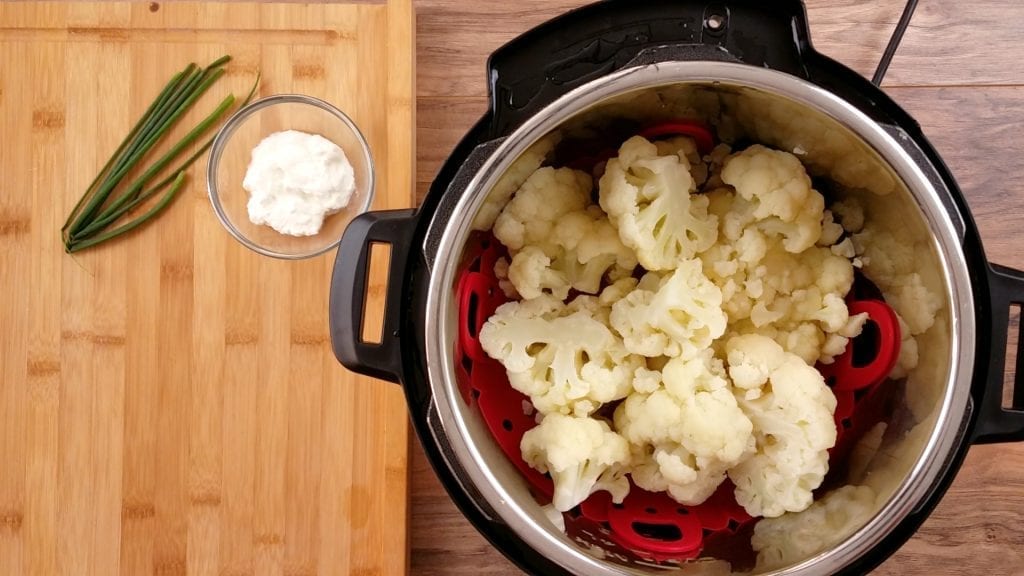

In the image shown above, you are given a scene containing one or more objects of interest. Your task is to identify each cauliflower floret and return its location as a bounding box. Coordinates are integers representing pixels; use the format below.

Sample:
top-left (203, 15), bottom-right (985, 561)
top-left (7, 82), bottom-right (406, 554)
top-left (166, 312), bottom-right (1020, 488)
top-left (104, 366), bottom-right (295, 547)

top-left (720, 145), bottom-right (826, 253)
top-left (751, 485), bottom-right (877, 571)
top-left (819, 210), bottom-right (845, 247)
top-left (598, 276), bottom-right (639, 307)
top-left (721, 321), bottom-right (828, 368)
top-left (632, 366), bottom-right (662, 394)
top-left (495, 169), bottom-right (636, 300)
top-left (654, 136), bottom-right (707, 185)
top-left (549, 206), bottom-right (639, 293)
top-left (507, 246), bottom-right (568, 301)
top-left (479, 294), bottom-right (643, 417)
top-left (521, 413), bottom-right (631, 512)
top-left (819, 311), bottom-right (869, 364)
top-left (615, 351), bottom-right (754, 505)
top-left (722, 332), bottom-right (786, 391)
top-left (849, 211), bottom-right (943, 402)
top-left (609, 258), bottom-right (727, 358)
top-left (831, 197), bottom-right (865, 233)
top-left (493, 256), bottom-right (518, 299)
top-left (599, 136), bottom-right (718, 270)
top-left (830, 237), bottom-right (856, 259)
top-left (886, 272), bottom-right (942, 336)
top-left (704, 143), bottom-right (733, 189)
top-left (725, 335), bottom-right (838, 518)
top-left (472, 133), bottom-right (559, 231)
top-left (852, 227), bottom-right (942, 336)
top-left (701, 192), bottom-right (856, 364)
top-left (889, 313), bottom-right (919, 380)
top-left (493, 166), bottom-right (591, 253)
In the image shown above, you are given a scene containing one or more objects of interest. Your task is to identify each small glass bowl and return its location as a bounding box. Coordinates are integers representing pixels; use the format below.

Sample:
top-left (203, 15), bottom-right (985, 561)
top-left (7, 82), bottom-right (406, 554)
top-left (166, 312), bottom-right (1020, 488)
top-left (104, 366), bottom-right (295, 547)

top-left (207, 94), bottom-right (375, 259)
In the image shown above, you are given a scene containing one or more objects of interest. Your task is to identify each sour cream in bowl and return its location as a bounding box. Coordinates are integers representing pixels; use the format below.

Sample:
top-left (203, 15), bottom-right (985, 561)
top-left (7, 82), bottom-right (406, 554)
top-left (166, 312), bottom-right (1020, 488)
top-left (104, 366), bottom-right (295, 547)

top-left (207, 94), bottom-right (374, 259)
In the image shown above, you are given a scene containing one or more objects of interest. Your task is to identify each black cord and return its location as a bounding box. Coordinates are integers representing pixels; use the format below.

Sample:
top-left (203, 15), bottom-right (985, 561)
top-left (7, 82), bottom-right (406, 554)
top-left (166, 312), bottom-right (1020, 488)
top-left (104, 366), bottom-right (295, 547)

top-left (872, 0), bottom-right (920, 86)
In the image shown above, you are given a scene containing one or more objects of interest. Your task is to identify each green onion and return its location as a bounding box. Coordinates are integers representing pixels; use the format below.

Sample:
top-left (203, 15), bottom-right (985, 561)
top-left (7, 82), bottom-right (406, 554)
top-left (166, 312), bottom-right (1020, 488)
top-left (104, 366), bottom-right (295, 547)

top-left (77, 72), bottom-right (263, 240)
top-left (74, 94), bottom-right (236, 239)
top-left (65, 65), bottom-right (201, 237)
top-left (62, 55), bottom-right (261, 253)
top-left (67, 172), bottom-right (187, 253)
top-left (60, 67), bottom-right (188, 235)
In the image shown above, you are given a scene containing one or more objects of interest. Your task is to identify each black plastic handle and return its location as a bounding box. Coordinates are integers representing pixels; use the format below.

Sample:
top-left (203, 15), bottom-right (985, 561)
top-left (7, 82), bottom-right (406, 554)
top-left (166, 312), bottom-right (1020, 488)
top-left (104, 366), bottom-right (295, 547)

top-left (973, 263), bottom-right (1024, 444)
top-left (486, 0), bottom-right (812, 137)
top-left (330, 209), bottom-right (417, 384)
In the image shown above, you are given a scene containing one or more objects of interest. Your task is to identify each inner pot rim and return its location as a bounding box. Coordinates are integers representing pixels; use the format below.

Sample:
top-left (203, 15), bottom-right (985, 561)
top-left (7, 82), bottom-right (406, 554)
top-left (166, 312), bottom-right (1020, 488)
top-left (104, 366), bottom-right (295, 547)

top-left (422, 59), bottom-right (976, 576)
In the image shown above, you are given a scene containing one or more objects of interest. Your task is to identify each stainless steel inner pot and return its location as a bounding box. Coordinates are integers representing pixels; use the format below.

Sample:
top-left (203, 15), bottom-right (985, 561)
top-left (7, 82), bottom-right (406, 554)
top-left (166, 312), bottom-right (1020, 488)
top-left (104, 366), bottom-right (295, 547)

top-left (421, 60), bottom-right (976, 575)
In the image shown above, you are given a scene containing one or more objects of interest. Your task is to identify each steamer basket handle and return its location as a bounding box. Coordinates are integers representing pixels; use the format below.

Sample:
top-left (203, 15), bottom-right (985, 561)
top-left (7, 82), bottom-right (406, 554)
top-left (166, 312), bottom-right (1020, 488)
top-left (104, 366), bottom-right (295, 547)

top-left (330, 209), bottom-right (417, 384)
top-left (972, 263), bottom-right (1024, 444)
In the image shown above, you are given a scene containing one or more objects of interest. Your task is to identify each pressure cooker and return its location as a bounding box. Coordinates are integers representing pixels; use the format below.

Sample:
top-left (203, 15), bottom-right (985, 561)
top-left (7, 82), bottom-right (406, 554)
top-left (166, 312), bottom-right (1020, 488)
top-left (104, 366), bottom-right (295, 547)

top-left (329, 0), bottom-right (1024, 574)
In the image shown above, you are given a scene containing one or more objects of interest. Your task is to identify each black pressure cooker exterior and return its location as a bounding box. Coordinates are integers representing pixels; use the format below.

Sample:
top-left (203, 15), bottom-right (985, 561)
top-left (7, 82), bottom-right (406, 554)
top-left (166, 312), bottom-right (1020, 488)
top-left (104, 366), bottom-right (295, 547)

top-left (329, 1), bottom-right (1024, 574)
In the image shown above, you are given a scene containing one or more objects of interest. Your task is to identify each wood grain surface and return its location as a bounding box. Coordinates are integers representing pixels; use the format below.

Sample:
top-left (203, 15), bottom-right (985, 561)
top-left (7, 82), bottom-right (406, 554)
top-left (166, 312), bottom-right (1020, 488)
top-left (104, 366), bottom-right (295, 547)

top-left (410, 1), bottom-right (1024, 575)
top-left (0, 2), bottom-right (414, 575)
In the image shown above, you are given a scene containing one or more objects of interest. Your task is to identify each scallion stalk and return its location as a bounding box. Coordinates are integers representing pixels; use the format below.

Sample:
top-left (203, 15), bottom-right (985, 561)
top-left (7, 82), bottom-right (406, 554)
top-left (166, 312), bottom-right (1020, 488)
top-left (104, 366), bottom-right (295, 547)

top-left (62, 56), bottom-right (261, 253)
top-left (67, 172), bottom-right (187, 253)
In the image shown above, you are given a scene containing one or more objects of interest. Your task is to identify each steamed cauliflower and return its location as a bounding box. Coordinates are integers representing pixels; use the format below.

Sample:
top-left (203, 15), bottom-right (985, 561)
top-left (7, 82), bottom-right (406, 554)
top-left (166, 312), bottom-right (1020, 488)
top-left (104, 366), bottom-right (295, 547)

top-left (847, 198), bottom-right (942, 384)
top-left (479, 294), bottom-right (643, 417)
top-left (751, 485), bottom-right (877, 570)
top-left (496, 168), bottom-right (636, 299)
top-left (725, 335), bottom-right (838, 518)
top-left (599, 136), bottom-right (718, 270)
top-left (851, 226), bottom-right (942, 337)
top-left (609, 259), bottom-right (727, 359)
top-left (615, 351), bottom-right (754, 504)
top-left (493, 256), bottom-right (518, 299)
top-left (889, 313), bottom-right (919, 380)
top-left (720, 145), bottom-right (825, 253)
top-left (521, 413), bottom-right (632, 512)
top-left (493, 166), bottom-right (591, 254)
top-left (550, 206), bottom-right (639, 294)
top-left (507, 246), bottom-right (568, 301)
top-left (704, 143), bottom-right (733, 189)
top-left (477, 132), bottom-right (899, 522)
top-left (701, 185), bottom-right (860, 365)
top-left (472, 133), bottom-right (559, 231)
top-left (831, 198), bottom-right (865, 233)
top-left (654, 135), bottom-right (708, 185)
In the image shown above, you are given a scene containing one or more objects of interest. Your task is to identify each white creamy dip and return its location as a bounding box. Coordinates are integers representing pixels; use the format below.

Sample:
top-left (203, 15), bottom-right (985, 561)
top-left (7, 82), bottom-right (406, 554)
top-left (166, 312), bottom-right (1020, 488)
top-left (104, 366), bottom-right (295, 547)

top-left (242, 130), bottom-right (355, 236)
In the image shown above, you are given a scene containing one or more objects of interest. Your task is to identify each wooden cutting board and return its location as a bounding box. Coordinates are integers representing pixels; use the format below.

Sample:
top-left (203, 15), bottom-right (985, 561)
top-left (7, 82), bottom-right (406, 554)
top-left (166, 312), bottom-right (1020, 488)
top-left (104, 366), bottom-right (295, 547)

top-left (0, 2), bottom-right (413, 575)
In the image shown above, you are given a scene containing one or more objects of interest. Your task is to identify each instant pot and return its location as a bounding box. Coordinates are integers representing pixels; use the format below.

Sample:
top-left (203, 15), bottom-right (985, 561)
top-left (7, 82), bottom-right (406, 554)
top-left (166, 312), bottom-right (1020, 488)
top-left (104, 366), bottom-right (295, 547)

top-left (329, 1), bottom-right (1024, 574)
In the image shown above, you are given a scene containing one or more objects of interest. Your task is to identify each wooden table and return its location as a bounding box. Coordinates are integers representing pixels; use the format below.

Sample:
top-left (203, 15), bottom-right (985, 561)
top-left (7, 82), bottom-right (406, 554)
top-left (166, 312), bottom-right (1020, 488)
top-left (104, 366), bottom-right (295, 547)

top-left (410, 1), bottom-right (1024, 574)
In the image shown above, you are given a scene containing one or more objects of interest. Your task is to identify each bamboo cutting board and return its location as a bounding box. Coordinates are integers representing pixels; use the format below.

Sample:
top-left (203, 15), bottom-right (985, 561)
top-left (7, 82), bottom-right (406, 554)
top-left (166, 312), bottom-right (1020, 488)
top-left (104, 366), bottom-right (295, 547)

top-left (0, 2), bottom-right (413, 575)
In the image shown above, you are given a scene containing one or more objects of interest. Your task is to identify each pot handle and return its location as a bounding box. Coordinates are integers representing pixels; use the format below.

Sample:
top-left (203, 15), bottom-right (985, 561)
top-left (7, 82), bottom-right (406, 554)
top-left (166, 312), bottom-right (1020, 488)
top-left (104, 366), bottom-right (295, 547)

top-left (330, 209), bottom-right (417, 384)
top-left (485, 0), bottom-right (811, 136)
top-left (973, 263), bottom-right (1024, 444)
